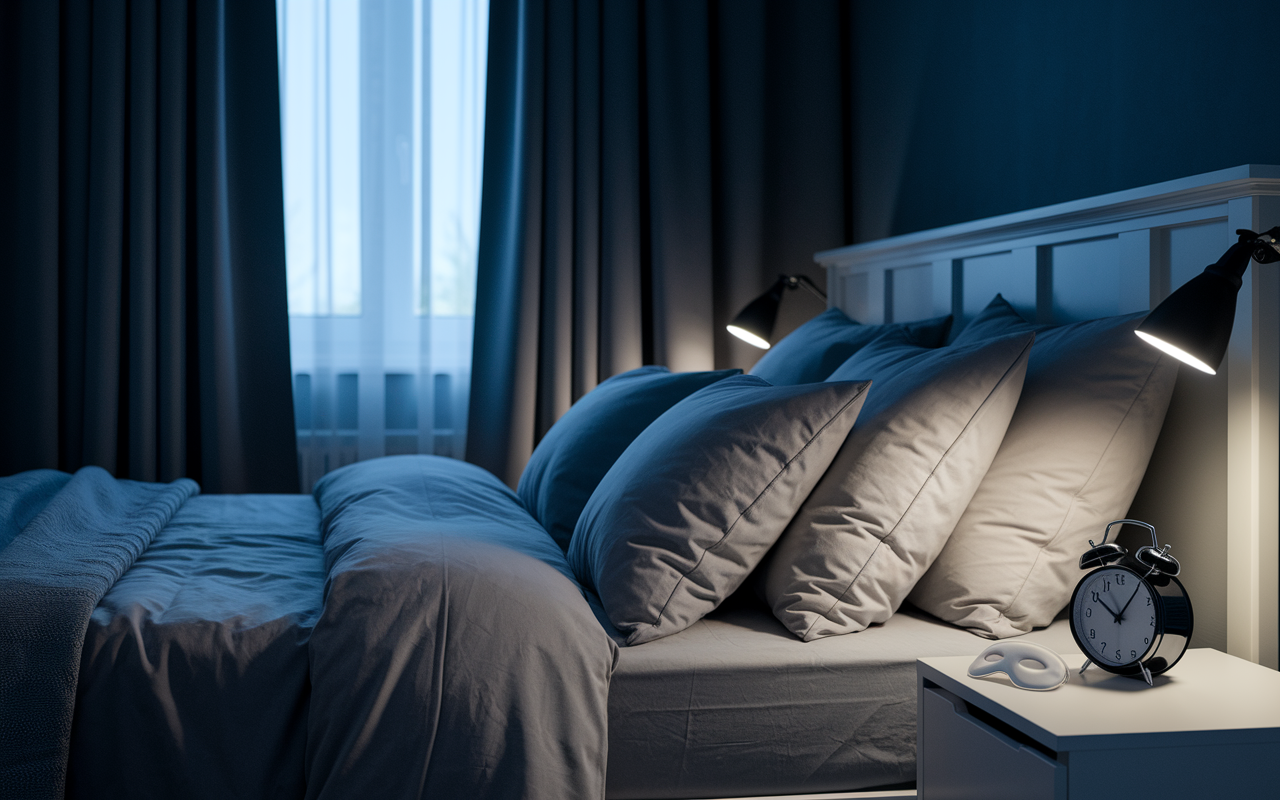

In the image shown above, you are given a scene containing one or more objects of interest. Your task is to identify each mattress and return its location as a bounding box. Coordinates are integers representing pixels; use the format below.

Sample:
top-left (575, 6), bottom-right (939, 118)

top-left (606, 593), bottom-right (1081, 799)
top-left (67, 494), bottom-right (323, 800)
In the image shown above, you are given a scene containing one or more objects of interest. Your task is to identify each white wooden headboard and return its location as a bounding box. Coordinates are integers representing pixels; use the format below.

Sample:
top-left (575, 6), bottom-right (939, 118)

top-left (817, 164), bottom-right (1280, 668)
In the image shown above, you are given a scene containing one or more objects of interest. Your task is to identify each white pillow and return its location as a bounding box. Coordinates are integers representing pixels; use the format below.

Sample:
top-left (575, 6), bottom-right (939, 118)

top-left (908, 295), bottom-right (1178, 638)
top-left (761, 328), bottom-right (1033, 641)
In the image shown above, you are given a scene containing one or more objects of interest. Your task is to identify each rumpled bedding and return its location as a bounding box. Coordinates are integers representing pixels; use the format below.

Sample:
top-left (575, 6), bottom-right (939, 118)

top-left (306, 456), bottom-right (618, 800)
top-left (0, 468), bottom-right (197, 800)
top-left (0, 458), bottom-right (617, 800)
top-left (67, 494), bottom-right (323, 800)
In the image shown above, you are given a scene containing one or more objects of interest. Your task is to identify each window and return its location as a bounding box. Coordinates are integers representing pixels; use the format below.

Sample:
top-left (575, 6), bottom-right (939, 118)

top-left (277, 0), bottom-right (488, 490)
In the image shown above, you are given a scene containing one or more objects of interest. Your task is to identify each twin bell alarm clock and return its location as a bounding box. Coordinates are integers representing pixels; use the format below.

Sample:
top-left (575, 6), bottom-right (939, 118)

top-left (1069, 519), bottom-right (1194, 685)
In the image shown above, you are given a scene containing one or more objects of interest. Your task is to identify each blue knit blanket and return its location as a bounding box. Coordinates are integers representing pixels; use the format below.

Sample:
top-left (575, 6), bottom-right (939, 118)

top-left (0, 467), bottom-right (197, 800)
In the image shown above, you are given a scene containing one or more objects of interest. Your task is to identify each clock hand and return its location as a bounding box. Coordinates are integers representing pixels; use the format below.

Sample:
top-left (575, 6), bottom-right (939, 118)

top-left (1115, 585), bottom-right (1142, 622)
top-left (1096, 595), bottom-right (1122, 623)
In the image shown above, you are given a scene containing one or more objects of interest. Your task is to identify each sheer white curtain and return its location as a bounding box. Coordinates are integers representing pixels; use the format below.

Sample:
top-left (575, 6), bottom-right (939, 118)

top-left (277, 0), bottom-right (488, 490)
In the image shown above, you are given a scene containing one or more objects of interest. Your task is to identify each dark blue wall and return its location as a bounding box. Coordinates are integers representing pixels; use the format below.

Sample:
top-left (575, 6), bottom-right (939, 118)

top-left (851, 0), bottom-right (1280, 242)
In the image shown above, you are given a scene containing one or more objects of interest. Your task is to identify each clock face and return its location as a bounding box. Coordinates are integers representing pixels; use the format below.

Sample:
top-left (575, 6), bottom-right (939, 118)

top-left (1073, 567), bottom-right (1158, 668)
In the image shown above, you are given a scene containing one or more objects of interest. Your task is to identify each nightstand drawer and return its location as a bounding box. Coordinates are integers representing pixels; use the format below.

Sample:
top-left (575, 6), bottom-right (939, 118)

top-left (919, 683), bottom-right (1065, 800)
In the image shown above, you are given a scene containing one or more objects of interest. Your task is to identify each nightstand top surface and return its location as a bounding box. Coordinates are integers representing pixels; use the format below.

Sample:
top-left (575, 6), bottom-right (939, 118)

top-left (918, 648), bottom-right (1280, 751)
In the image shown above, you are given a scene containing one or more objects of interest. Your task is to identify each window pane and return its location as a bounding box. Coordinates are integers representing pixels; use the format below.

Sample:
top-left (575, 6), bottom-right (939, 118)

top-left (280, 0), bottom-right (486, 491)
top-left (279, 0), bottom-right (362, 317)
top-left (423, 0), bottom-right (487, 317)
top-left (329, 0), bottom-right (362, 315)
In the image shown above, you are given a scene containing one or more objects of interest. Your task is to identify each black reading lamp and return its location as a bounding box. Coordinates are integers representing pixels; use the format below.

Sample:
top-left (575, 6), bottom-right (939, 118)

top-left (726, 274), bottom-right (827, 350)
top-left (1135, 227), bottom-right (1280, 374)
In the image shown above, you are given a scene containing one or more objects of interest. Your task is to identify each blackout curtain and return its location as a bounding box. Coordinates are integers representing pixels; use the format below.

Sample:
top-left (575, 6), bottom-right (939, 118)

top-left (0, 0), bottom-right (298, 493)
top-left (469, 0), bottom-right (853, 487)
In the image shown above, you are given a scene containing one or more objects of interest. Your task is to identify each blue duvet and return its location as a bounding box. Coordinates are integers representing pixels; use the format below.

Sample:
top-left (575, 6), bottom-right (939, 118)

top-left (0, 457), bottom-right (616, 800)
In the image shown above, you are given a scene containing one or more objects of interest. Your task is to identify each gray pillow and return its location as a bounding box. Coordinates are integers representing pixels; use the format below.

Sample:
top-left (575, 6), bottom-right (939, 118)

top-left (518, 366), bottom-right (740, 551)
top-left (569, 375), bottom-right (871, 646)
top-left (749, 307), bottom-right (952, 385)
top-left (762, 328), bottom-right (1033, 641)
top-left (908, 295), bottom-right (1178, 638)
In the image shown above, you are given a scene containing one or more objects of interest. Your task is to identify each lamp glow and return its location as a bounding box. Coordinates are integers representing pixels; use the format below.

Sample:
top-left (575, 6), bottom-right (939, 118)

top-left (727, 325), bottom-right (772, 349)
top-left (726, 274), bottom-right (827, 350)
top-left (1134, 331), bottom-right (1216, 375)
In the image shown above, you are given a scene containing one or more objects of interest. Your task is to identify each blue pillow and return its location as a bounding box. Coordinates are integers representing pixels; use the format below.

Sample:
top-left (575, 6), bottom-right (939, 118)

top-left (517, 366), bottom-right (740, 551)
top-left (569, 375), bottom-right (871, 645)
top-left (749, 307), bottom-right (952, 385)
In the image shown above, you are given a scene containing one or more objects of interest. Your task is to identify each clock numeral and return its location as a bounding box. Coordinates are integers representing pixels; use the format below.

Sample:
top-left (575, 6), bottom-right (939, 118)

top-left (1146, 596), bottom-right (1151, 606)
top-left (1091, 590), bottom-right (1099, 603)
top-left (1085, 607), bottom-right (1092, 618)
top-left (1100, 642), bottom-right (1106, 652)
top-left (1144, 637), bottom-right (1149, 645)
top-left (1131, 650), bottom-right (1137, 659)
top-left (1115, 649), bottom-right (1122, 660)
top-left (1089, 628), bottom-right (1095, 639)
top-left (1117, 574), bottom-right (1125, 585)
top-left (1150, 616), bottom-right (1155, 626)
top-left (1104, 579), bottom-right (1112, 591)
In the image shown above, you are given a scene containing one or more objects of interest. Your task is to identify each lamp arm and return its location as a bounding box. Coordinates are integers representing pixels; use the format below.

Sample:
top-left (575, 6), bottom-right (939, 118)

top-left (784, 274), bottom-right (828, 302)
top-left (1206, 240), bottom-right (1258, 288)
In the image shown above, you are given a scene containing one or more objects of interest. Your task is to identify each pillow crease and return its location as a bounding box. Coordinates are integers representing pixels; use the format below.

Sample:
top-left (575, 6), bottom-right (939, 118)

top-left (571, 376), bottom-right (872, 646)
top-left (814, 356), bottom-right (1030, 638)
top-left (763, 328), bottom-right (1034, 642)
top-left (649, 387), bottom-right (874, 636)
top-left (907, 294), bottom-right (1178, 639)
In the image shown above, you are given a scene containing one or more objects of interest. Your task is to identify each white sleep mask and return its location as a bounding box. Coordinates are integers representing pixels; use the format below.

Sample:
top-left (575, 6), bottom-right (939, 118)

top-left (967, 642), bottom-right (1068, 691)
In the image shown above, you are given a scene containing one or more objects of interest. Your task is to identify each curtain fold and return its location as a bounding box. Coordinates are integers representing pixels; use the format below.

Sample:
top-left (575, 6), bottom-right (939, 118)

top-left (468, 0), bottom-right (852, 487)
top-left (0, 0), bottom-right (298, 493)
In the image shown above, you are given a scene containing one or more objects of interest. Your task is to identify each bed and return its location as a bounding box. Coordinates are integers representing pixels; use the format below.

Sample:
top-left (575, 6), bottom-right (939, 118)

top-left (2, 166), bottom-right (1276, 800)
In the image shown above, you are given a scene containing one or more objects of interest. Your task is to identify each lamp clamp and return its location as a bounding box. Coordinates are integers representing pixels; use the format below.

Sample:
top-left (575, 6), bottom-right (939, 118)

top-left (779, 274), bottom-right (828, 303)
top-left (1237, 227), bottom-right (1280, 264)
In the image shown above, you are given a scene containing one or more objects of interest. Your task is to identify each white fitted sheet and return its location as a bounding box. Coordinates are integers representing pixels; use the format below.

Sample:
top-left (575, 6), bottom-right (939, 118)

top-left (606, 595), bottom-right (1079, 799)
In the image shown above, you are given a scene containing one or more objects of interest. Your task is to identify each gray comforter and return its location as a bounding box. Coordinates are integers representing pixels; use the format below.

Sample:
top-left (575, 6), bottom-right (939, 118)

top-left (0, 457), bottom-right (618, 800)
top-left (306, 456), bottom-right (618, 800)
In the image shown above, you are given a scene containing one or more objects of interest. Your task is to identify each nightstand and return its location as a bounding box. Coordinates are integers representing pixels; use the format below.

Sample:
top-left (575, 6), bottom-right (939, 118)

top-left (916, 648), bottom-right (1280, 799)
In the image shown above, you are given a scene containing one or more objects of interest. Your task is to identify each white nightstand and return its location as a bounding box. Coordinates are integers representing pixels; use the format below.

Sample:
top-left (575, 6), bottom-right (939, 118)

top-left (916, 648), bottom-right (1280, 799)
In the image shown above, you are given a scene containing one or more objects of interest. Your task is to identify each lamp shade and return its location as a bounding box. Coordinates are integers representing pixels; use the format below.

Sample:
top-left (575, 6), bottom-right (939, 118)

top-left (1135, 267), bottom-right (1241, 375)
top-left (727, 277), bottom-right (787, 349)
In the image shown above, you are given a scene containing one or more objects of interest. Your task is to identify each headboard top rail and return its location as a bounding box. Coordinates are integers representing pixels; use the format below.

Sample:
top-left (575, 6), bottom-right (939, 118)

top-left (818, 164), bottom-right (1280, 268)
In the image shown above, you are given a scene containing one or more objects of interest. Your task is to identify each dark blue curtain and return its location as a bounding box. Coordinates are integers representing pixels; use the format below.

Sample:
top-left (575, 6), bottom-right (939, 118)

top-left (469, 0), bottom-right (853, 487)
top-left (0, 0), bottom-right (298, 493)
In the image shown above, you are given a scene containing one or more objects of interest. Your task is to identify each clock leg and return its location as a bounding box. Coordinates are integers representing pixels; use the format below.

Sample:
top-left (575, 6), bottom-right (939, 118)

top-left (1079, 659), bottom-right (1092, 674)
top-left (1140, 663), bottom-right (1153, 686)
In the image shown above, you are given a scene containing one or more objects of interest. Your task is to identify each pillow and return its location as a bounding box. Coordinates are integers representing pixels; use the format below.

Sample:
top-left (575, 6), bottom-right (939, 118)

top-left (569, 375), bottom-right (871, 646)
top-left (749, 307), bottom-right (953, 385)
top-left (907, 294), bottom-right (1178, 638)
top-left (761, 328), bottom-right (1034, 641)
top-left (518, 366), bottom-right (740, 551)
